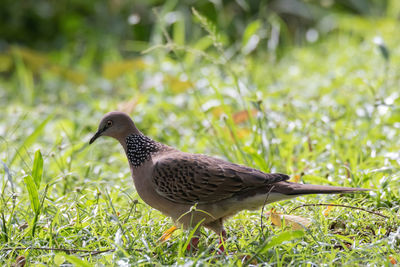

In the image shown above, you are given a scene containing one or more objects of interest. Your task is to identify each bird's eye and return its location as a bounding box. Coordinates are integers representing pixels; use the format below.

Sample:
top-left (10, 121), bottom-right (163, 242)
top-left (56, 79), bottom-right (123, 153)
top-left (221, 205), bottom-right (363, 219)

top-left (106, 120), bottom-right (113, 127)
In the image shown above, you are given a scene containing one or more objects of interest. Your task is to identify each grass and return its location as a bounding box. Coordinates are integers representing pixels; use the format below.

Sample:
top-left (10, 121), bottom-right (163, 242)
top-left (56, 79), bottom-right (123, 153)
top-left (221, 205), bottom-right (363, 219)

top-left (1, 12), bottom-right (400, 266)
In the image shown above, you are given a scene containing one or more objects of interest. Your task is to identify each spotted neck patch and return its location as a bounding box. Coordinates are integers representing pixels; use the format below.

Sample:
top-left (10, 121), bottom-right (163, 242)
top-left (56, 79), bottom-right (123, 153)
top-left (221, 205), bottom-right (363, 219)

top-left (126, 134), bottom-right (161, 167)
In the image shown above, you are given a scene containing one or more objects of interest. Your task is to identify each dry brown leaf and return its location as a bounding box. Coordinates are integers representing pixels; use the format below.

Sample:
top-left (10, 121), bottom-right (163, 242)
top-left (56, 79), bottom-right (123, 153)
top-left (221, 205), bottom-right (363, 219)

top-left (18, 223), bottom-right (28, 231)
top-left (266, 209), bottom-right (311, 230)
top-left (241, 255), bottom-right (258, 265)
top-left (12, 255), bottom-right (25, 267)
top-left (389, 256), bottom-right (397, 265)
top-left (232, 109), bottom-right (257, 124)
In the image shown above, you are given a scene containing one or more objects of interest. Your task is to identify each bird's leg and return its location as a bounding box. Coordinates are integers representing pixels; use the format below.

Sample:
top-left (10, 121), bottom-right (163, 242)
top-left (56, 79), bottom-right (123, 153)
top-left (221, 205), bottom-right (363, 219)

top-left (204, 218), bottom-right (227, 253)
top-left (217, 229), bottom-right (227, 253)
top-left (186, 236), bottom-right (200, 251)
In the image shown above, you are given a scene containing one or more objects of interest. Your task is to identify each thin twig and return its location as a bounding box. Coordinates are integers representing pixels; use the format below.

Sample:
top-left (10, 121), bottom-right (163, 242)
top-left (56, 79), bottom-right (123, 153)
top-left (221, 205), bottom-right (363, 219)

top-left (260, 185), bottom-right (275, 239)
top-left (1, 247), bottom-right (145, 256)
top-left (288, 203), bottom-right (389, 219)
top-left (1, 247), bottom-right (111, 253)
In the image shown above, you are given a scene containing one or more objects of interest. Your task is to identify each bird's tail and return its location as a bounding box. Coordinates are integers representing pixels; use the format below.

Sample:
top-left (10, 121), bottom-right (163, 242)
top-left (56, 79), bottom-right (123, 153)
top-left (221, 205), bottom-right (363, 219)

top-left (272, 181), bottom-right (370, 196)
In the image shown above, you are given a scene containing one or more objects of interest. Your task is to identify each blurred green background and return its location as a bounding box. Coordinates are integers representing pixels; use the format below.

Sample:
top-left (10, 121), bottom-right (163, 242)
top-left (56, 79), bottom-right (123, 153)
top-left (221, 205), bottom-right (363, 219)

top-left (1, 0), bottom-right (398, 104)
top-left (0, 0), bottom-right (394, 53)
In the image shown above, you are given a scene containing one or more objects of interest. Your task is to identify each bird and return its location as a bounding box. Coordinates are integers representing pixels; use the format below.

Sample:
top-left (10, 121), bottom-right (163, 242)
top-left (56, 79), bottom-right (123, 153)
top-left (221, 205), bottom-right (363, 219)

top-left (89, 111), bottom-right (369, 252)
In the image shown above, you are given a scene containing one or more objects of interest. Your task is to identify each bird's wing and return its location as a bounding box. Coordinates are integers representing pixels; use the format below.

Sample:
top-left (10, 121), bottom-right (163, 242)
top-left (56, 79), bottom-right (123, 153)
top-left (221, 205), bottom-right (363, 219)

top-left (151, 153), bottom-right (289, 204)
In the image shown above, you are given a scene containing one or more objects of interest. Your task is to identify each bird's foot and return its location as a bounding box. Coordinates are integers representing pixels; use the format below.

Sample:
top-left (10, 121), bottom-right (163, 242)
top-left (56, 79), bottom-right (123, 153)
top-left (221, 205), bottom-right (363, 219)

top-left (217, 230), bottom-right (227, 254)
top-left (186, 237), bottom-right (200, 251)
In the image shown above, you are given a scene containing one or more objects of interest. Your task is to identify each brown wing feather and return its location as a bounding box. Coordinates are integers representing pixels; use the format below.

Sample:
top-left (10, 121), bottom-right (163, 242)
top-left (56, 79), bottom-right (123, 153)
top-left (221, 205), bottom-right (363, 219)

top-left (152, 152), bottom-right (289, 204)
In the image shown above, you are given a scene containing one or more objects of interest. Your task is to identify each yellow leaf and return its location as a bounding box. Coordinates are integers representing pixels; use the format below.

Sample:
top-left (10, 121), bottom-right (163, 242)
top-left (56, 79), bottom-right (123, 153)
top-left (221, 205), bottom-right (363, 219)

top-left (266, 210), bottom-right (311, 230)
top-left (269, 210), bottom-right (283, 227)
top-left (236, 128), bottom-right (251, 139)
top-left (158, 226), bottom-right (178, 242)
top-left (102, 59), bottom-right (146, 80)
top-left (165, 76), bottom-right (193, 93)
top-left (323, 205), bottom-right (334, 216)
top-left (211, 106), bottom-right (225, 118)
top-left (10, 46), bottom-right (86, 84)
top-left (289, 174), bottom-right (301, 183)
top-left (62, 69), bottom-right (86, 84)
top-left (11, 46), bottom-right (49, 71)
top-left (49, 65), bottom-right (86, 84)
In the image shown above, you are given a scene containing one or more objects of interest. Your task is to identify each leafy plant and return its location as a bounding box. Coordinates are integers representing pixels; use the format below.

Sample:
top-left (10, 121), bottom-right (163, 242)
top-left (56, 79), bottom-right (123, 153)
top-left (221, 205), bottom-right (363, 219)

top-left (23, 150), bottom-right (48, 237)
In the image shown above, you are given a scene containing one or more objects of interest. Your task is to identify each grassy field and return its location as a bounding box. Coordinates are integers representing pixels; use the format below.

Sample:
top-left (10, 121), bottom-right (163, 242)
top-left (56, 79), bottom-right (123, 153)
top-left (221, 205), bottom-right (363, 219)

top-left (1, 14), bottom-right (400, 266)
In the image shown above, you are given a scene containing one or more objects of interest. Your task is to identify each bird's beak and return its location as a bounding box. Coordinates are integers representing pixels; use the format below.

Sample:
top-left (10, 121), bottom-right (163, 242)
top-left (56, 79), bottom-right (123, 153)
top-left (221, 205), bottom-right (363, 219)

top-left (89, 130), bottom-right (102, 144)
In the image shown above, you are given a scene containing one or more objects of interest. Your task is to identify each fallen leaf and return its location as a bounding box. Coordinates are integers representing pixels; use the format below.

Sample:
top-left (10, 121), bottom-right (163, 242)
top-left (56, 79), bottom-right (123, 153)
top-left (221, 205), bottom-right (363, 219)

top-left (159, 226), bottom-right (178, 242)
top-left (289, 174), bottom-right (301, 183)
top-left (389, 256), bottom-right (397, 265)
top-left (13, 255), bottom-right (25, 267)
top-left (18, 223), bottom-right (29, 231)
top-left (241, 254), bottom-right (258, 265)
top-left (232, 109), bottom-right (257, 124)
top-left (323, 205), bottom-right (334, 216)
top-left (266, 209), bottom-right (311, 230)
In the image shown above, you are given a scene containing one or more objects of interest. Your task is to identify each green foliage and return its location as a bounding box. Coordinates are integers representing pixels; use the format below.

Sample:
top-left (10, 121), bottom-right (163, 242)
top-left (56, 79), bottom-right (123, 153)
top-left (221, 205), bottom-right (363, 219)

top-left (32, 150), bottom-right (43, 189)
top-left (9, 114), bottom-right (53, 166)
top-left (260, 230), bottom-right (305, 253)
top-left (24, 175), bottom-right (40, 214)
top-left (22, 150), bottom-right (47, 237)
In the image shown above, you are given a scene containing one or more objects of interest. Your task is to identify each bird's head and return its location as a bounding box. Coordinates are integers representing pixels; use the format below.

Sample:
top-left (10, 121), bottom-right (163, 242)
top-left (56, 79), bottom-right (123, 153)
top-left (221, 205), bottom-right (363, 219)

top-left (89, 111), bottom-right (139, 144)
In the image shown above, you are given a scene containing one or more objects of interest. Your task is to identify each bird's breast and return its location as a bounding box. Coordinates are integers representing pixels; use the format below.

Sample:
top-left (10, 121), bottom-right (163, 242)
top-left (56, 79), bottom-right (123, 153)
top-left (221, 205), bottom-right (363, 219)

top-left (129, 161), bottom-right (189, 220)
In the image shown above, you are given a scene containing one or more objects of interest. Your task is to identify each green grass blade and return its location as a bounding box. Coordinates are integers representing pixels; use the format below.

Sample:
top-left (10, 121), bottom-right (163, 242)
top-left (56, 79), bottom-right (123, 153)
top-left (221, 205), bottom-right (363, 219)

top-left (10, 114), bottom-right (54, 166)
top-left (32, 149), bottom-right (43, 189)
top-left (260, 230), bottom-right (305, 253)
top-left (24, 175), bottom-right (40, 214)
top-left (64, 255), bottom-right (92, 267)
top-left (1, 212), bottom-right (8, 242)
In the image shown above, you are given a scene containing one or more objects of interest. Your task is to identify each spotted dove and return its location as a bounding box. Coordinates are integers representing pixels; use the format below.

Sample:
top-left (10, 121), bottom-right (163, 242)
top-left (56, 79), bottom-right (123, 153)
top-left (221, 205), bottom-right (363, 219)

top-left (89, 111), bottom-right (369, 250)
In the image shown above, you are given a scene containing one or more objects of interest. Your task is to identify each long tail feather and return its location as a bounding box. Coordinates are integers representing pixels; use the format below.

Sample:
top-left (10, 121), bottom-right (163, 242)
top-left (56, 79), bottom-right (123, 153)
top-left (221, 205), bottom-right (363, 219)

top-left (272, 181), bottom-right (370, 196)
